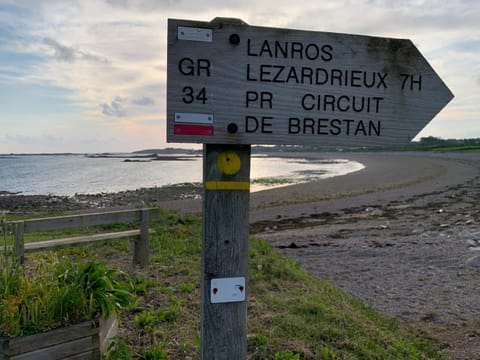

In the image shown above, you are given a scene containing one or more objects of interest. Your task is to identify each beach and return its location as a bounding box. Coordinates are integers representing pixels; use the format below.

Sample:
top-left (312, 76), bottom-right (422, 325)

top-left (2, 151), bottom-right (479, 358)
top-left (250, 152), bottom-right (480, 360)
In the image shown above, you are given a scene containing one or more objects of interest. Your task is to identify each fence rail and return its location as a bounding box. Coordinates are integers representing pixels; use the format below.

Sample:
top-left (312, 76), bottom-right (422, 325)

top-left (8, 208), bottom-right (159, 267)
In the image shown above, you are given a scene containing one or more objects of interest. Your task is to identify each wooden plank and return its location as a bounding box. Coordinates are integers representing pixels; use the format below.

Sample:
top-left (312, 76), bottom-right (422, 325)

top-left (91, 331), bottom-right (100, 360)
top-left (1, 317), bottom-right (116, 359)
top-left (1, 338), bottom-right (9, 360)
top-left (201, 144), bottom-right (250, 359)
top-left (99, 316), bottom-right (118, 354)
top-left (24, 230), bottom-right (142, 252)
top-left (10, 337), bottom-right (93, 360)
top-left (63, 352), bottom-right (93, 360)
top-left (4, 321), bottom-right (97, 356)
top-left (167, 18), bottom-right (453, 147)
top-left (17, 208), bottom-right (159, 234)
top-left (20, 209), bottom-right (142, 233)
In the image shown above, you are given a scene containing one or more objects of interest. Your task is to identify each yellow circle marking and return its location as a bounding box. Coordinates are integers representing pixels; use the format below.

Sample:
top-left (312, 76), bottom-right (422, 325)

top-left (217, 151), bottom-right (241, 175)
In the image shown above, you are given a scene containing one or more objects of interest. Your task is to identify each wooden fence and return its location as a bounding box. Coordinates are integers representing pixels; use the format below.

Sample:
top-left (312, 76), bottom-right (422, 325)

top-left (9, 208), bottom-right (159, 267)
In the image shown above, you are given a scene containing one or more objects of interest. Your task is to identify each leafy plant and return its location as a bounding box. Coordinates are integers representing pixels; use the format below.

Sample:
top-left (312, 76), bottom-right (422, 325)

top-left (143, 344), bottom-right (167, 360)
top-left (319, 347), bottom-right (338, 360)
top-left (157, 295), bottom-right (183, 323)
top-left (135, 296), bottom-right (184, 332)
top-left (135, 309), bottom-right (156, 328)
top-left (0, 253), bottom-right (134, 337)
top-left (274, 351), bottom-right (301, 360)
top-left (103, 337), bottom-right (133, 360)
top-left (55, 259), bottom-right (134, 318)
top-left (132, 275), bottom-right (156, 296)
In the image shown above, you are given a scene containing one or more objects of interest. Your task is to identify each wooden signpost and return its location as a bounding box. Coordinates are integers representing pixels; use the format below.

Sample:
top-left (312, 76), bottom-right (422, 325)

top-left (167, 17), bottom-right (453, 359)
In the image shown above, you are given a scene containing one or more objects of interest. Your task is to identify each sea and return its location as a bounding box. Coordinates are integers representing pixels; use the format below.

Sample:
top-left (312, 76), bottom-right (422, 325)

top-left (0, 152), bottom-right (364, 196)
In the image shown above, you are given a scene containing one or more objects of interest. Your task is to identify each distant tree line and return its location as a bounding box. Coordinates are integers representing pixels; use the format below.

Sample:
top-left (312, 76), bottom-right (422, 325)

top-left (251, 137), bottom-right (480, 153)
top-left (417, 136), bottom-right (480, 146)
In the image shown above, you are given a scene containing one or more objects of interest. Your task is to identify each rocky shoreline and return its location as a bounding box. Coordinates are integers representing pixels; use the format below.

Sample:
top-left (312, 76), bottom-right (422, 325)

top-left (0, 183), bottom-right (202, 215)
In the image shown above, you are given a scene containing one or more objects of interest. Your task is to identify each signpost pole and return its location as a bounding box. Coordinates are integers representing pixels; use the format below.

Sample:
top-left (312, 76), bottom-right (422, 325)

top-left (201, 144), bottom-right (251, 359)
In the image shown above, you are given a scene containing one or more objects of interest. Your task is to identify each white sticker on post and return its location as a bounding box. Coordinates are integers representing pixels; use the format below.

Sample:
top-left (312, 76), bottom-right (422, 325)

top-left (175, 113), bottom-right (213, 124)
top-left (177, 26), bottom-right (212, 42)
top-left (211, 277), bottom-right (246, 304)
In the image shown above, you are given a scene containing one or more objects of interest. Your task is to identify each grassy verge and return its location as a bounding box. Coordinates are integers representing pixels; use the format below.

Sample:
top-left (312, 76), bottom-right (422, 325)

top-left (16, 211), bottom-right (444, 359)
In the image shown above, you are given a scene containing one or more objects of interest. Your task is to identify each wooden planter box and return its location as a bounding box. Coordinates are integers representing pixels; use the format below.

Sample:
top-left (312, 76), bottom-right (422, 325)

top-left (0, 316), bottom-right (117, 360)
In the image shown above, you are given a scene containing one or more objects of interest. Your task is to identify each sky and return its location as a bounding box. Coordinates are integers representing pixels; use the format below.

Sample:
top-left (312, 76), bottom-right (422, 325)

top-left (0, 0), bottom-right (479, 153)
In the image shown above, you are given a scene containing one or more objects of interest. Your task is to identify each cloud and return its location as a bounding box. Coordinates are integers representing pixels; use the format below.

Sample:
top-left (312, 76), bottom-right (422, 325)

top-left (1, 0), bottom-right (479, 153)
top-left (135, 119), bottom-right (164, 126)
top-left (101, 96), bottom-right (126, 117)
top-left (43, 37), bottom-right (108, 64)
top-left (4, 134), bottom-right (62, 145)
top-left (43, 37), bottom-right (75, 62)
top-left (103, 0), bottom-right (243, 12)
top-left (132, 96), bottom-right (155, 106)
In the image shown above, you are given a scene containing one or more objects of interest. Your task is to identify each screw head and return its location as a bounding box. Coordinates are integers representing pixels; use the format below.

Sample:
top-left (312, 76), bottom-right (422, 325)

top-left (227, 123), bottom-right (238, 134)
top-left (229, 33), bottom-right (240, 46)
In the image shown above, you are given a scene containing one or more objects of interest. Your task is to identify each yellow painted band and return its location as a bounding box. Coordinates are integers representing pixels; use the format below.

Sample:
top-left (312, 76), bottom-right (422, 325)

top-left (205, 181), bottom-right (250, 191)
top-left (217, 151), bottom-right (242, 175)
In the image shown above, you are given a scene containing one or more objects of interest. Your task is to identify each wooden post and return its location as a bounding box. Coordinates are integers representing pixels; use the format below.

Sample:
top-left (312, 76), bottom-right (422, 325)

top-left (14, 221), bottom-right (25, 264)
top-left (201, 144), bottom-right (251, 360)
top-left (134, 208), bottom-right (150, 267)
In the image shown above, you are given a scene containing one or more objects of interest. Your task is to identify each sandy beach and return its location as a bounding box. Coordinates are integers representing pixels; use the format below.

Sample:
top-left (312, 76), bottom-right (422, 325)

top-left (2, 151), bottom-right (479, 358)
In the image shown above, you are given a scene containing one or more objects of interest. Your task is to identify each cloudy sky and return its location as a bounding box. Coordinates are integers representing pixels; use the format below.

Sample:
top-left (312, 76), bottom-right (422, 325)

top-left (0, 0), bottom-right (478, 153)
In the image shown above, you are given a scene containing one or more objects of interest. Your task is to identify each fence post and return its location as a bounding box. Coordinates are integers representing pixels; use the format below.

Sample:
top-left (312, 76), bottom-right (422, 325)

top-left (14, 221), bottom-right (25, 264)
top-left (201, 144), bottom-right (251, 359)
top-left (134, 208), bottom-right (150, 267)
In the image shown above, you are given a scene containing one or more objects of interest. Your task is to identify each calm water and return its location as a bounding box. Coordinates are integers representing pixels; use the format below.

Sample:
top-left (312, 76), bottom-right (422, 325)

top-left (0, 153), bottom-right (364, 196)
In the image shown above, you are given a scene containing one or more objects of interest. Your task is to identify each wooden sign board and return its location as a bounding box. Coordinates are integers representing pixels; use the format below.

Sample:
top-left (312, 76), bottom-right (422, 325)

top-left (167, 18), bottom-right (453, 147)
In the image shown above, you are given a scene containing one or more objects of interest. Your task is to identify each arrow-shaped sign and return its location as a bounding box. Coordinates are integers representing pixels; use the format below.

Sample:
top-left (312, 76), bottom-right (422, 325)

top-left (167, 18), bottom-right (453, 147)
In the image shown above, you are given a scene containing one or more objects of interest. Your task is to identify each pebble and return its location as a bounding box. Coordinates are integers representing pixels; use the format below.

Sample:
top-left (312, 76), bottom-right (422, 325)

top-left (466, 256), bottom-right (480, 267)
top-left (466, 240), bottom-right (478, 247)
top-left (412, 224), bottom-right (425, 234)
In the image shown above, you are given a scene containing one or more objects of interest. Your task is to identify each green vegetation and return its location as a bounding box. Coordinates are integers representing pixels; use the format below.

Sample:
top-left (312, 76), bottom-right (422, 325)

top-left (104, 337), bottom-right (134, 360)
top-left (251, 136), bottom-right (480, 153)
top-left (2, 211), bottom-right (445, 359)
top-left (0, 216), bottom-right (134, 337)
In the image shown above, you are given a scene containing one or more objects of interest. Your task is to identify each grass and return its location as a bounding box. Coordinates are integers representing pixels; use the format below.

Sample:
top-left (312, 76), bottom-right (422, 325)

top-left (4, 210), bottom-right (446, 359)
top-left (0, 215), bottom-right (134, 338)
